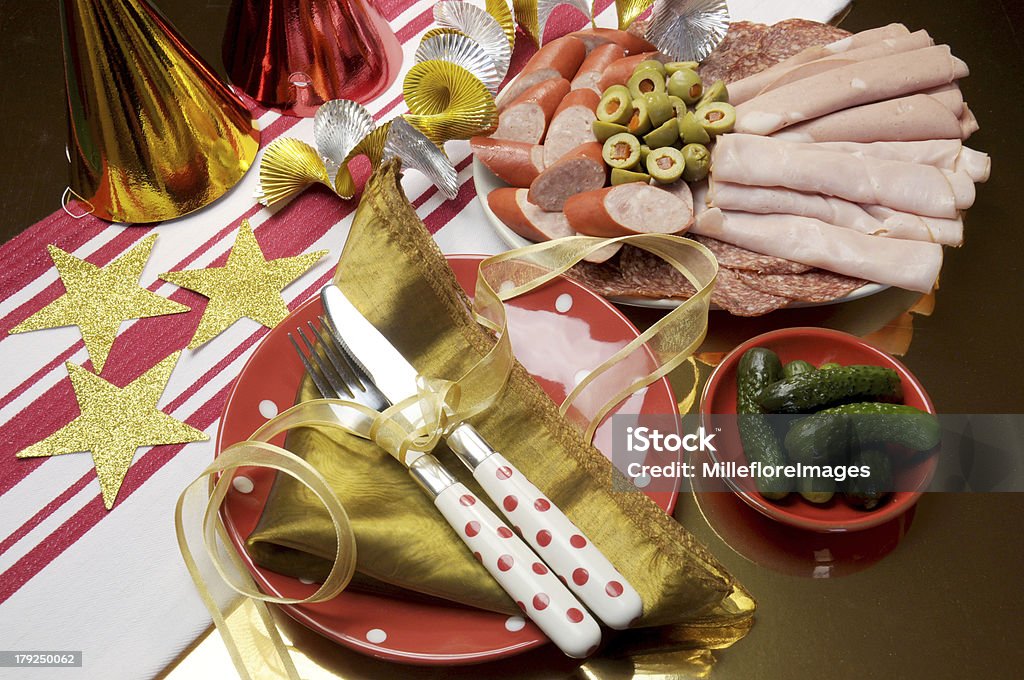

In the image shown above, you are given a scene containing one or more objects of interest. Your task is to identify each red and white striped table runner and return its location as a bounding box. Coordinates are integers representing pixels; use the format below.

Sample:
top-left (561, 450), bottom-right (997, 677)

top-left (0, 2), bottom-right (843, 677)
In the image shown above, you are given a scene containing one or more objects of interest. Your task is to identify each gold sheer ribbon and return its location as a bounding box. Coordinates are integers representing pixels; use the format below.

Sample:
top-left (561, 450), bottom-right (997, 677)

top-left (176, 224), bottom-right (717, 679)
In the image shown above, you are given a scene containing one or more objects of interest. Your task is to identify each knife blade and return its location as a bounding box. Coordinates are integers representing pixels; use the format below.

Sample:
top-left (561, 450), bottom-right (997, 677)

top-left (322, 284), bottom-right (643, 629)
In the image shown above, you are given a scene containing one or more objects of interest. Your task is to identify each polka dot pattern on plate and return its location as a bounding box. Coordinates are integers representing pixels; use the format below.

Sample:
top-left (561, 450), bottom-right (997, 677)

top-left (365, 628), bottom-right (387, 644)
top-left (606, 581), bottom-right (624, 597)
top-left (567, 608), bottom-right (584, 623)
top-left (258, 399), bottom-right (278, 419)
top-left (555, 293), bottom-right (573, 313)
top-left (232, 476), bottom-right (254, 494)
top-left (505, 616), bottom-right (526, 632)
top-left (633, 474), bottom-right (651, 489)
top-left (532, 593), bottom-right (550, 611)
top-left (570, 534), bottom-right (587, 549)
top-left (503, 495), bottom-right (518, 511)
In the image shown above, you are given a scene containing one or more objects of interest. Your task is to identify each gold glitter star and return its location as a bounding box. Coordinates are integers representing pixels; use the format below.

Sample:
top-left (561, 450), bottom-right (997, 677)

top-left (10, 235), bottom-right (189, 373)
top-left (17, 352), bottom-right (207, 509)
top-left (160, 220), bottom-right (327, 348)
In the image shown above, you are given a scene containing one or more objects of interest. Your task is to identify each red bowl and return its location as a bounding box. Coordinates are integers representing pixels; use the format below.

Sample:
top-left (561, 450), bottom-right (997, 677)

top-left (699, 327), bottom-right (937, 532)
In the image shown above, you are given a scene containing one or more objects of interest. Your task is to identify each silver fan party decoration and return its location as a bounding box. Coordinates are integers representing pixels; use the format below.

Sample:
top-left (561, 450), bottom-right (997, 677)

top-left (644, 0), bottom-right (730, 63)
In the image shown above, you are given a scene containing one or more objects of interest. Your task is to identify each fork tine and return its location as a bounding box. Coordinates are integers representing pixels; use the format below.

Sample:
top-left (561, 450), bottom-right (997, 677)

top-left (306, 321), bottom-right (364, 392)
top-left (289, 332), bottom-right (333, 398)
top-left (297, 327), bottom-right (353, 399)
top-left (319, 314), bottom-right (375, 389)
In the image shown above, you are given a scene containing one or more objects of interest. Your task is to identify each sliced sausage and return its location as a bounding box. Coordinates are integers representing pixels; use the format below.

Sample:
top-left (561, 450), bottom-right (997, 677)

top-left (495, 37), bottom-right (587, 110)
top-left (471, 137), bottom-right (545, 187)
top-left (564, 184), bottom-right (694, 237)
top-left (571, 44), bottom-right (625, 94)
top-left (596, 53), bottom-right (660, 92)
top-left (543, 89), bottom-right (600, 167)
top-left (488, 187), bottom-right (574, 242)
top-left (528, 142), bottom-right (606, 211)
top-left (570, 28), bottom-right (656, 55)
top-left (491, 78), bottom-right (570, 144)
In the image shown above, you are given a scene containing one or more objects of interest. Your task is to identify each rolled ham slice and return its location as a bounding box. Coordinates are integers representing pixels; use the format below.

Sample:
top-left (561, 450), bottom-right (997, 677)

top-left (923, 84), bottom-right (964, 116)
top-left (707, 181), bottom-right (962, 245)
top-left (955, 147), bottom-right (991, 182)
top-left (773, 94), bottom-right (963, 143)
top-left (693, 208), bottom-right (943, 293)
top-left (735, 45), bottom-right (970, 135)
top-left (741, 31), bottom-right (934, 104)
top-left (712, 134), bottom-right (973, 218)
top-left (491, 78), bottom-right (570, 144)
top-left (495, 37), bottom-right (586, 110)
top-left (565, 184), bottom-right (693, 237)
top-left (862, 205), bottom-right (964, 247)
top-left (471, 137), bottom-right (546, 188)
top-left (960, 105), bottom-right (980, 139)
top-left (727, 23), bottom-right (912, 104)
top-left (543, 89), bottom-right (600, 167)
top-left (572, 43), bottom-right (625, 94)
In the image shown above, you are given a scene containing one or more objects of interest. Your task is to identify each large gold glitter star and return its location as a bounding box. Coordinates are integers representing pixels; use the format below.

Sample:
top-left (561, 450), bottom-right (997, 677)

top-left (17, 352), bottom-right (207, 509)
top-left (160, 220), bottom-right (327, 348)
top-left (10, 235), bottom-right (189, 373)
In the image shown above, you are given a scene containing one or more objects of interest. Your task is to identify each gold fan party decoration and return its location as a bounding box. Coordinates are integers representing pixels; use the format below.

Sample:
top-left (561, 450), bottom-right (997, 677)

top-left (254, 0), bottom-right (504, 206)
top-left (614, 0), bottom-right (655, 31)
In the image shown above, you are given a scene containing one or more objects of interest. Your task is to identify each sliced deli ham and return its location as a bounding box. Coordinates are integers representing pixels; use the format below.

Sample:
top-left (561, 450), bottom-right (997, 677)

top-left (543, 89), bottom-right (600, 167)
top-left (693, 208), bottom-right (943, 293)
top-left (565, 184), bottom-right (694, 237)
top-left (773, 94), bottom-right (963, 143)
top-left (863, 206), bottom-right (964, 246)
top-left (495, 37), bottom-right (586, 110)
top-left (737, 30), bottom-right (934, 104)
top-left (707, 181), bottom-right (963, 245)
top-left (735, 45), bottom-right (969, 135)
top-left (711, 134), bottom-right (972, 218)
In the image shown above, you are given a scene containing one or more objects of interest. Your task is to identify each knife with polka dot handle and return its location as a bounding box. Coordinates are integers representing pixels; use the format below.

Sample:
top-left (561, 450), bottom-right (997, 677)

top-left (410, 455), bottom-right (602, 658)
top-left (448, 426), bottom-right (643, 630)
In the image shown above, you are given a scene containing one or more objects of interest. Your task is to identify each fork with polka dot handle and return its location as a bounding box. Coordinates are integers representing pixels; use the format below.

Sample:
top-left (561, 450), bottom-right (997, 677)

top-left (292, 317), bottom-right (601, 658)
top-left (319, 284), bottom-right (641, 631)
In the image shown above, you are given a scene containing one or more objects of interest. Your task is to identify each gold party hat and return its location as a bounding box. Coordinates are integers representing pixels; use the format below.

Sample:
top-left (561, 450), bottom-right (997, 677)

top-left (60, 0), bottom-right (260, 223)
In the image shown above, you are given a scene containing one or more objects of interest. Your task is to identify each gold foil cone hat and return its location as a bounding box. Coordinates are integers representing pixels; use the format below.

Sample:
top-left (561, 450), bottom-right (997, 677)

top-left (60, 0), bottom-right (260, 223)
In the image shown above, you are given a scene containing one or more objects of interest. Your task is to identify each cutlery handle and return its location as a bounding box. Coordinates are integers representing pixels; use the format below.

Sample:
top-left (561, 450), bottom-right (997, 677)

top-left (470, 451), bottom-right (643, 629)
top-left (433, 480), bottom-right (602, 658)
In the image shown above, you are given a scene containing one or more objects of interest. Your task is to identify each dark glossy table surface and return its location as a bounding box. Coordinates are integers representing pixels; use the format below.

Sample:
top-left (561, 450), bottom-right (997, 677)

top-left (5, 1), bottom-right (1023, 678)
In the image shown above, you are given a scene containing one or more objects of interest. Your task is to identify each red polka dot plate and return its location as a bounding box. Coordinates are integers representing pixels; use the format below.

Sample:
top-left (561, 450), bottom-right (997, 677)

top-left (217, 255), bottom-right (681, 665)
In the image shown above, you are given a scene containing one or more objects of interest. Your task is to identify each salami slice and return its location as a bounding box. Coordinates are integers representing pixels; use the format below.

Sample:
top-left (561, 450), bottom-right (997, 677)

top-left (698, 21), bottom-right (769, 84)
top-left (735, 270), bottom-right (868, 303)
top-left (758, 19), bottom-right (850, 64)
top-left (711, 268), bottom-right (792, 316)
top-left (692, 235), bottom-right (812, 274)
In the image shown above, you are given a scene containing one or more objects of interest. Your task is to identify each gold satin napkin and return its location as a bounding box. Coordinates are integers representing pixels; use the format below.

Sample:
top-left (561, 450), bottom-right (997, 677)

top-left (246, 163), bottom-right (754, 635)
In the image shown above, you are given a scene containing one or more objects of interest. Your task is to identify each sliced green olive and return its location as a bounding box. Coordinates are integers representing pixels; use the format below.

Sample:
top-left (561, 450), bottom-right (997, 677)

top-left (602, 132), bottom-right (641, 170)
top-left (635, 59), bottom-right (666, 76)
top-left (696, 101), bottom-right (736, 136)
top-left (681, 143), bottom-right (711, 182)
top-left (597, 90), bottom-right (633, 125)
top-left (666, 68), bottom-right (703, 105)
top-left (641, 92), bottom-right (673, 128)
top-left (611, 168), bottom-right (651, 185)
top-left (645, 146), bottom-right (686, 183)
top-left (627, 68), bottom-right (665, 99)
top-left (592, 120), bottom-right (630, 142)
top-left (643, 119), bottom-right (679, 148)
top-left (668, 95), bottom-right (687, 119)
top-left (602, 84), bottom-right (631, 101)
top-left (665, 61), bottom-right (700, 75)
top-left (639, 144), bottom-right (651, 163)
top-left (696, 79), bottom-right (729, 108)
top-left (626, 98), bottom-right (652, 136)
top-left (678, 111), bottom-right (711, 145)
